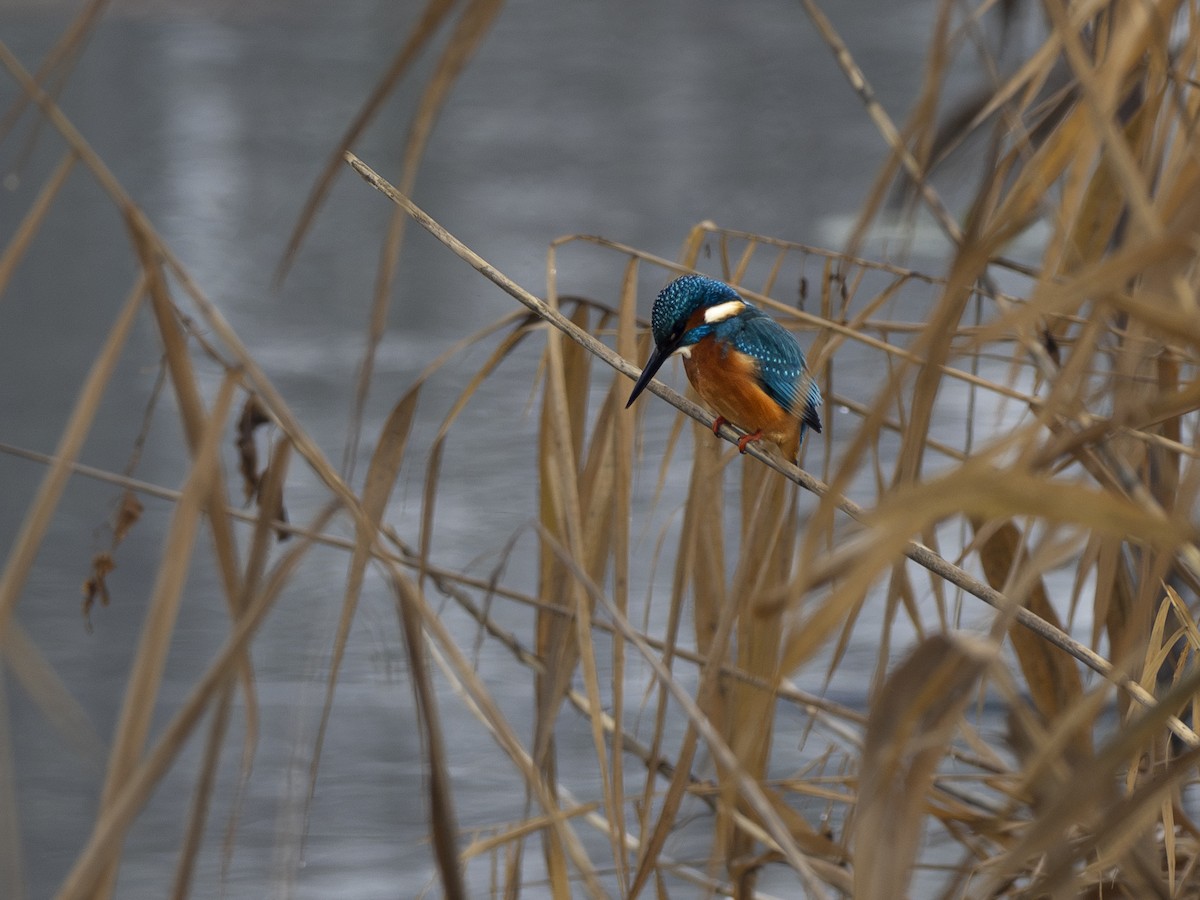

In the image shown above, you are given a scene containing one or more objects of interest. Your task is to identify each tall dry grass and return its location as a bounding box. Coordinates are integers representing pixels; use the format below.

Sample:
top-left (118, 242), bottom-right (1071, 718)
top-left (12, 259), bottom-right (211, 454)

top-left (4, 0), bottom-right (1200, 897)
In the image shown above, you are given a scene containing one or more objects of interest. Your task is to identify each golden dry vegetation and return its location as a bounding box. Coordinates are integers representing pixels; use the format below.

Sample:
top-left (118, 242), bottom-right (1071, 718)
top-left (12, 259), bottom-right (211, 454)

top-left (4, 1), bottom-right (1200, 897)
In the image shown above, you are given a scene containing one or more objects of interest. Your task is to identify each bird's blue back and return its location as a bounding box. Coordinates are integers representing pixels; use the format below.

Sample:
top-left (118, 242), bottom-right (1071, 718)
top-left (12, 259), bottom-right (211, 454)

top-left (712, 306), bottom-right (823, 435)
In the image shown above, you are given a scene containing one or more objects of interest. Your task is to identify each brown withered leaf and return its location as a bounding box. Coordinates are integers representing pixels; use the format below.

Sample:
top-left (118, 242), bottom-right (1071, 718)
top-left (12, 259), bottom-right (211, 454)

top-left (80, 491), bottom-right (145, 632)
top-left (973, 519), bottom-right (1087, 738)
top-left (112, 490), bottom-right (143, 544)
top-left (854, 633), bottom-right (995, 900)
top-left (81, 551), bottom-right (115, 633)
top-left (236, 395), bottom-right (271, 501)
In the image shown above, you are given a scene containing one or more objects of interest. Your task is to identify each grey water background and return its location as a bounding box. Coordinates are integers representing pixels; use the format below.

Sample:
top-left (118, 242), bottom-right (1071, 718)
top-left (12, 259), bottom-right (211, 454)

top-left (0, 1), bottom-right (1047, 897)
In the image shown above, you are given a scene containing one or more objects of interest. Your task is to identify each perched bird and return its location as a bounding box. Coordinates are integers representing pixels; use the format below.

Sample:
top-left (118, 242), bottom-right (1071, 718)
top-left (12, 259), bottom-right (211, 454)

top-left (625, 275), bottom-right (822, 461)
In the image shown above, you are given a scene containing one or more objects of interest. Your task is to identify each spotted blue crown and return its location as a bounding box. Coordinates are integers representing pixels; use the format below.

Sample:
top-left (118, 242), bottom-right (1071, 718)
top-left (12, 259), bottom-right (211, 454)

top-left (650, 274), bottom-right (742, 344)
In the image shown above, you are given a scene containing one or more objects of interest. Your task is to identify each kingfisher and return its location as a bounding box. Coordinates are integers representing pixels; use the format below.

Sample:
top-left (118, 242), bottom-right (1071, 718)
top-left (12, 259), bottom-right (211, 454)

top-left (625, 274), bottom-right (822, 461)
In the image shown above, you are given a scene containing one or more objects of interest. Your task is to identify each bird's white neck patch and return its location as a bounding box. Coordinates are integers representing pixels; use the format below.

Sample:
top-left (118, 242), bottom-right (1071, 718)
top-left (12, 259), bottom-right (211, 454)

top-left (703, 300), bottom-right (745, 323)
top-left (672, 345), bottom-right (692, 358)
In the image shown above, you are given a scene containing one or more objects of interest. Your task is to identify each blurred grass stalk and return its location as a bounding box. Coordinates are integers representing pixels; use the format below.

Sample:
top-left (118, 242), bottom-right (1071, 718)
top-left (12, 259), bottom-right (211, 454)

top-left (4, 0), bottom-right (1200, 898)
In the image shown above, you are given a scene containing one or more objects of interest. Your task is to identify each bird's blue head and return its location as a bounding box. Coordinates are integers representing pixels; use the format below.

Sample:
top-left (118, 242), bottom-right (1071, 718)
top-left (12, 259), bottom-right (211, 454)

top-left (649, 275), bottom-right (743, 348)
top-left (627, 275), bottom-right (746, 409)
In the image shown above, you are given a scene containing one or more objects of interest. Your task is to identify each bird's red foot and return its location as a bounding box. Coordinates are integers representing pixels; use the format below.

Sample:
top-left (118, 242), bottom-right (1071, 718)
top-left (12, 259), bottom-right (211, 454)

top-left (736, 430), bottom-right (764, 453)
top-left (711, 416), bottom-right (727, 436)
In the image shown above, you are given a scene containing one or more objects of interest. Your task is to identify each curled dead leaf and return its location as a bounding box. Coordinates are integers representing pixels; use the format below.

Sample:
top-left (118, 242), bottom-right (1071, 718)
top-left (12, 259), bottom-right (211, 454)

top-left (236, 395), bottom-right (270, 501)
top-left (81, 551), bottom-right (116, 633)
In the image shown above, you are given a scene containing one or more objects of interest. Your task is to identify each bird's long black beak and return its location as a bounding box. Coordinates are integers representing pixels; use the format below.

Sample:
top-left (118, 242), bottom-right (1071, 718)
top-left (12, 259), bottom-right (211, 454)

top-left (626, 344), bottom-right (669, 409)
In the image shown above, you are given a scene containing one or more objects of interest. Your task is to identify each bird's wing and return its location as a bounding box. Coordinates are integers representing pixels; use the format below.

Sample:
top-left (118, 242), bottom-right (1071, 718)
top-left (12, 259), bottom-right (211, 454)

top-left (723, 309), bottom-right (822, 431)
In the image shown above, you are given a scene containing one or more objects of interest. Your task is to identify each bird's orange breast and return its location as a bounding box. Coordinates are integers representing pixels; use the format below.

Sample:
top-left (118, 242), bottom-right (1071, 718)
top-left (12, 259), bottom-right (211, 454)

top-left (683, 336), bottom-right (802, 459)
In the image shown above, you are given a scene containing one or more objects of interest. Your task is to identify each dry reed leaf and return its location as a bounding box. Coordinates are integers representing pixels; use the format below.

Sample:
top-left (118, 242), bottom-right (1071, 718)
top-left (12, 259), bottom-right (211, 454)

top-left (561, 300), bottom-right (593, 462)
top-left (872, 458), bottom-right (1190, 550)
top-left (531, 297), bottom-right (593, 896)
top-left (392, 572), bottom-right (468, 899)
top-left (679, 422), bottom-right (729, 660)
top-left (602, 258), bottom-right (640, 893)
top-left (853, 632), bottom-right (996, 900)
top-left (570, 383), bottom-right (632, 887)
top-left (459, 802), bottom-right (601, 863)
top-left (1164, 585), bottom-right (1200, 656)
top-left (721, 464), bottom-right (797, 884)
top-left (1148, 353), bottom-right (1183, 513)
top-left (1140, 593), bottom-right (1181, 696)
top-left (90, 372), bottom-right (237, 899)
top-left (973, 519), bottom-right (1088, 745)
top-left (258, 464), bottom-right (290, 542)
top-left (897, 244), bottom-right (1002, 479)
top-left (619, 359), bottom-right (723, 892)
top-left (295, 312), bottom-right (540, 897)
top-left (306, 386), bottom-right (421, 875)
top-left (1064, 97), bottom-right (1152, 268)
top-left (728, 240), bottom-right (757, 286)
top-left (758, 786), bottom-right (845, 862)
top-left (360, 387), bottom-right (419, 516)
top-left (630, 557), bottom-right (727, 895)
